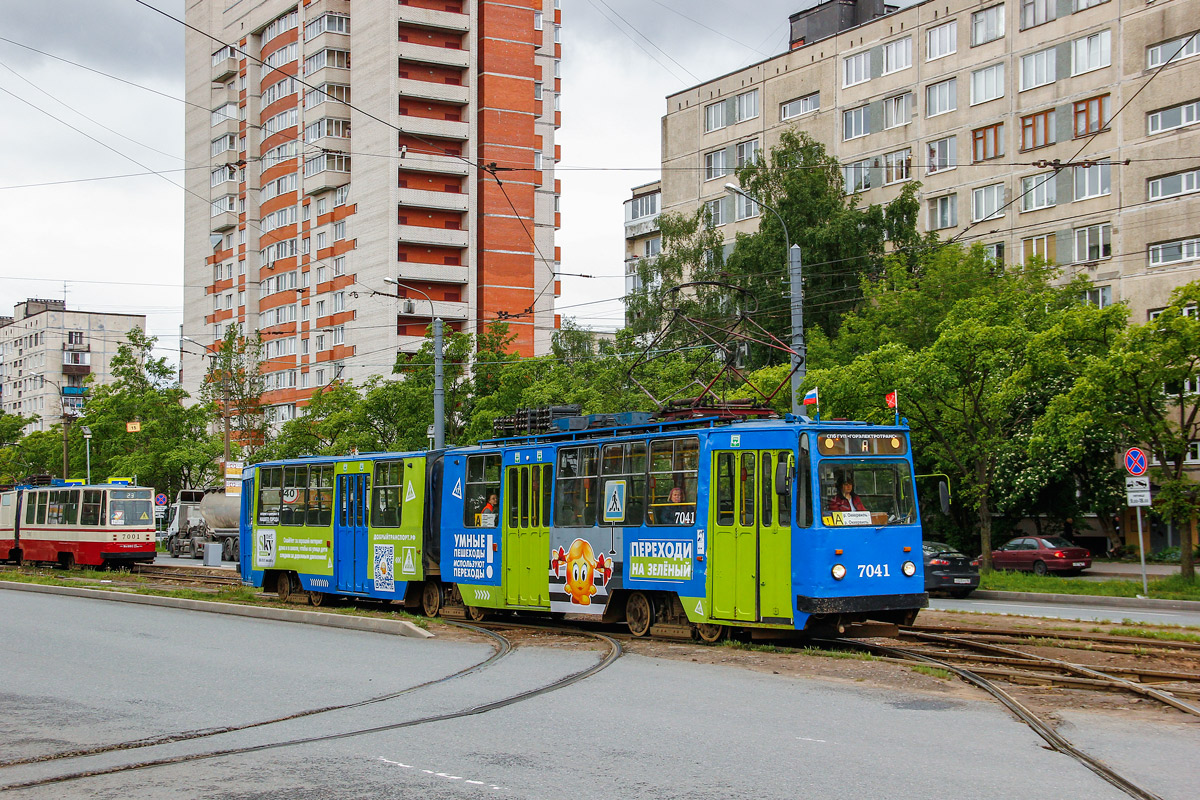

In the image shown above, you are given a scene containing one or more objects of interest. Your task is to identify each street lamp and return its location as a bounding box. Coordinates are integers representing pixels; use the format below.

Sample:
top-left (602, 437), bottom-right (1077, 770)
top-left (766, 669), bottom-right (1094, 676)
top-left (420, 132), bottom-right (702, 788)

top-left (81, 426), bottom-right (92, 485)
top-left (183, 336), bottom-right (232, 463)
top-left (724, 182), bottom-right (805, 415)
top-left (385, 278), bottom-right (444, 449)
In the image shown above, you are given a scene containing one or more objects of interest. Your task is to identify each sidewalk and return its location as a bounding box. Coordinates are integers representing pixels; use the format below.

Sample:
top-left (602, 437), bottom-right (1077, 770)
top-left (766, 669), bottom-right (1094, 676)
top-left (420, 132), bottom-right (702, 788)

top-left (1080, 561), bottom-right (1177, 579)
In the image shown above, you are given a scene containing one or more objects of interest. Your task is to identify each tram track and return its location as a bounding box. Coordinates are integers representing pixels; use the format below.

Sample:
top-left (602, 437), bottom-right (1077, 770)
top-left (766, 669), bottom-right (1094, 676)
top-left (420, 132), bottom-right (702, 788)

top-left (0, 625), bottom-right (622, 792)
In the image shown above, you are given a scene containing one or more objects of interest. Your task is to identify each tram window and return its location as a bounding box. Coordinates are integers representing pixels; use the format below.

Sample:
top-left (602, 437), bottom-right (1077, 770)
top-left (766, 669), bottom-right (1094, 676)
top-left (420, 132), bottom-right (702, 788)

top-left (797, 435), bottom-right (812, 528)
top-left (740, 453), bottom-right (756, 527)
top-left (280, 466), bottom-right (308, 526)
top-left (81, 490), bottom-right (104, 526)
top-left (63, 490), bottom-right (80, 525)
top-left (818, 459), bottom-right (915, 526)
top-left (36, 492), bottom-right (47, 525)
top-left (356, 476), bottom-right (367, 527)
top-left (716, 453), bottom-right (734, 526)
top-left (46, 491), bottom-right (66, 525)
top-left (308, 465), bottom-right (334, 526)
top-left (464, 453), bottom-right (501, 528)
top-left (600, 441), bottom-right (646, 525)
top-left (109, 489), bottom-right (152, 527)
top-left (555, 446), bottom-right (599, 527)
top-left (520, 467), bottom-right (530, 528)
top-left (258, 467), bottom-right (283, 525)
top-left (541, 464), bottom-right (553, 526)
top-left (25, 492), bottom-right (37, 524)
top-left (647, 437), bottom-right (698, 526)
top-left (530, 467), bottom-right (540, 527)
top-left (372, 461), bottom-right (403, 528)
top-left (761, 453), bottom-right (773, 527)
top-left (507, 467), bottom-right (520, 528)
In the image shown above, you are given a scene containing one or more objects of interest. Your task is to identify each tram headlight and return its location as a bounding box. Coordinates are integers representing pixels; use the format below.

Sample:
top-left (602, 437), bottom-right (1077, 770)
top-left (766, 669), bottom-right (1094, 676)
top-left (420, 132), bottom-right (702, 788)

top-left (831, 564), bottom-right (846, 580)
top-left (902, 560), bottom-right (916, 577)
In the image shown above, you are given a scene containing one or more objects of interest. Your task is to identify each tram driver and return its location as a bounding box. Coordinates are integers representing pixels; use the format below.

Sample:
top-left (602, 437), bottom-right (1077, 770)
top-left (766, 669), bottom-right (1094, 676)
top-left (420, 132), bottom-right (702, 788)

top-left (828, 472), bottom-right (867, 513)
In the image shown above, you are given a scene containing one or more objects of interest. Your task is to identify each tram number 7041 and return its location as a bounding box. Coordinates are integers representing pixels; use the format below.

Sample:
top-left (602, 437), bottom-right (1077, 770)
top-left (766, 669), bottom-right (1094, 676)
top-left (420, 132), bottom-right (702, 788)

top-left (858, 563), bottom-right (891, 578)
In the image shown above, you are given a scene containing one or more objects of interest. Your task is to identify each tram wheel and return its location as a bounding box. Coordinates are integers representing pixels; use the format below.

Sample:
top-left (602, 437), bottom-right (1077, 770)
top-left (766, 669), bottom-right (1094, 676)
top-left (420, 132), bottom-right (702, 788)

top-left (625, 591), bottom-right (653, 637)
top-left (307, 591), bottom-right (327, 607)
top-left (422, 581), bottom-right (443, 618)
top-left (9, 548), bottom-right (22, 567)
top-left (58, 552), bottom-right (75, 571)
top-left (694, 623), bottom-right (725, 644)
top-left (221, 538), bottom-right (234, 562)
top-left (276, 572), bottom-right (293, 602)
top-left (465, 605), bottom-right (488, 622)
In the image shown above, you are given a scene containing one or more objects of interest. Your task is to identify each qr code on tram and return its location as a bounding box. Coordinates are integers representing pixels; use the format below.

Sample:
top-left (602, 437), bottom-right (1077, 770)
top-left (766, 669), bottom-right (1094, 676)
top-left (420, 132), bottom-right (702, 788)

top-left (374, 544), bottom-right (395, 593)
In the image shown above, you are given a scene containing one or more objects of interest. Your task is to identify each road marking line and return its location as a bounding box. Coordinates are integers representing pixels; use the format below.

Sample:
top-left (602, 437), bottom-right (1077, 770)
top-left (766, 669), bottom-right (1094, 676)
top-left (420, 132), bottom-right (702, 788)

top-left (796, 737), bottom-right (827, 743)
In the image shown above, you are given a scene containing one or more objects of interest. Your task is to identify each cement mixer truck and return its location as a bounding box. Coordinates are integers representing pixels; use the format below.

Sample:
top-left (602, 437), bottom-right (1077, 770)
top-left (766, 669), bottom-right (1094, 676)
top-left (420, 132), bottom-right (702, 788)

top-left (163, 488), bottom-right (241, 561)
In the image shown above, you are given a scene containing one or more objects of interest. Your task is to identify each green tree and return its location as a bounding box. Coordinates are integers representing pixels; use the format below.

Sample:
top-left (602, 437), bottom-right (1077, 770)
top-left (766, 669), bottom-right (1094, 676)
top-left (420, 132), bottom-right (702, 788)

top-left (1041, 281), bottom-right (1200, 579)
top-left (202, 324), bottom-right (266, 459)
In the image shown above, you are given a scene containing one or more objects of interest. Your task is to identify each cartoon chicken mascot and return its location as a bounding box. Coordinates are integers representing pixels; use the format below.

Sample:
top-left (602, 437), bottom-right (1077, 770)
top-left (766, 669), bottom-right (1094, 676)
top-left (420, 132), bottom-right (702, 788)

top-left (551, 538), bottom-right (612, 606)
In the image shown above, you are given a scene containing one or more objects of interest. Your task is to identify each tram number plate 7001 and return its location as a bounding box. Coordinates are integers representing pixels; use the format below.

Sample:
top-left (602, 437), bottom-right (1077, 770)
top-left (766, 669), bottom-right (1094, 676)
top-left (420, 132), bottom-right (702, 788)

top-left (858, 564), bottom-right (891, 578)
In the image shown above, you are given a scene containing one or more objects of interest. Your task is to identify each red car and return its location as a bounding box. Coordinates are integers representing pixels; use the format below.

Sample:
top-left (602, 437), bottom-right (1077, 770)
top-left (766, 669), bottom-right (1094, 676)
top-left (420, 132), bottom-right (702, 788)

top-left (991, 536), bottom-right (1092, 575)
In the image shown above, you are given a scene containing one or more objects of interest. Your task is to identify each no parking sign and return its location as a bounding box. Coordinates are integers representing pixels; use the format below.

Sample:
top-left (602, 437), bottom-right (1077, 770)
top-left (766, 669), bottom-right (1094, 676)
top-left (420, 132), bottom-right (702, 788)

top-left (1124, 447), bottom-right (1147, 476)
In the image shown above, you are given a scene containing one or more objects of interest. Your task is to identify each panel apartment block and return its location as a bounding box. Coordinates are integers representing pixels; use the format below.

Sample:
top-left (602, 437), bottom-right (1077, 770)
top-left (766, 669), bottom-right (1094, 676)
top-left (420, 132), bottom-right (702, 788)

top-left (656, 0), bottom-right (1200, 323)
top-left (183, 0), bottom-right (561, 423)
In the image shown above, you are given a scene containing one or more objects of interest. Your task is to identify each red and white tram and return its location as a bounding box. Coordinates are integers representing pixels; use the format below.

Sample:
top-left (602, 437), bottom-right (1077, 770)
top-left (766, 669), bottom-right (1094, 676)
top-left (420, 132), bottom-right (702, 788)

top-left (0, 482), bottom-right (157, 568)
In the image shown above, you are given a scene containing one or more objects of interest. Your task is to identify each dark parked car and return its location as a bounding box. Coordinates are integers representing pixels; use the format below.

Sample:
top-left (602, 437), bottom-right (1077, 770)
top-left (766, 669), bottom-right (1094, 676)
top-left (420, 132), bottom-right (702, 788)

top-left (923, 541), bottom-right (980, 597)
top-left (991, 536), bottom-right (1092, 575)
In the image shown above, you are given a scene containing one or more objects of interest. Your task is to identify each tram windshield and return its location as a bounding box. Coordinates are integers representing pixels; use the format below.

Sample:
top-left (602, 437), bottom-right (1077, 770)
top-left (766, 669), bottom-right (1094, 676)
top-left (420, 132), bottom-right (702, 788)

top-left (108, 489), bottom-right (153, 527)
top-left (818, 460), bottom-right (915, 526)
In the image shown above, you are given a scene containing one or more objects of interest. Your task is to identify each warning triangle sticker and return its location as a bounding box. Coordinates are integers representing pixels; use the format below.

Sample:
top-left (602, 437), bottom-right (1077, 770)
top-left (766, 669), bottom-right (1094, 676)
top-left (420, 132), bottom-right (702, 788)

top-left (402, 549), bottom-right (415, 574)
top-left (451, 478), bottom-right (462, 499)
top-left (695, 599), bottom-right (704, 616)
top-left (139, 512), bottom-right (149, 520)
top-left (405, 482), bottom-right (416, 502)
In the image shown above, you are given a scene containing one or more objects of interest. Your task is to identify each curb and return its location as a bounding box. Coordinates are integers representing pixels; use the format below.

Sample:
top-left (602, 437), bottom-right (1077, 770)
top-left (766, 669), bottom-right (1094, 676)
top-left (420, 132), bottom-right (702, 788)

top-left (0, 580), bottom-right (433, 639)
top-left (972, 589), bottom-right (1200, 612)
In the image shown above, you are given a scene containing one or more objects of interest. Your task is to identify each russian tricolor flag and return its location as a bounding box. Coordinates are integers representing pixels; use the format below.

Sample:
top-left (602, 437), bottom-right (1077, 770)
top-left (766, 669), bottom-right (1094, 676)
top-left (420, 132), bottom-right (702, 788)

top-left (802, 387), bottom-right (819, 406)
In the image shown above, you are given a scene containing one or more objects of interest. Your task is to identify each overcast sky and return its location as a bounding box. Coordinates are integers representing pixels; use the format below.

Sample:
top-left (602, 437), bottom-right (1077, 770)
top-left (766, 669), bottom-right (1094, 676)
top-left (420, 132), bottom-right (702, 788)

top-left (0, 0), bottom-right (806, 357)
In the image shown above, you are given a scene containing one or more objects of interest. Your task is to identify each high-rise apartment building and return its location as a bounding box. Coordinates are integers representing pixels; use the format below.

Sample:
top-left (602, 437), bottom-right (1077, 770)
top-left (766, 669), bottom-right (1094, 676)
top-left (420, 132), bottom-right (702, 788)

top-left (0, 299), bottom-right (146, 432)
top-left (651, 0), bottom-right (1200, 323)
top-left (183, 0), bottom-right (562, 422)
top-left (623, 180), bottom-right (662, 311)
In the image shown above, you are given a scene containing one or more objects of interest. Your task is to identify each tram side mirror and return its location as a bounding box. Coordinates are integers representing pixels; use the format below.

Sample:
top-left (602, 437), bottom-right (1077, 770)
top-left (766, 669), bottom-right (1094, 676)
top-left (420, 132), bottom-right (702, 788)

top-left (775, 461), bottom-right (792, 496)
top-left (938, 480), bottom-right (951, 515)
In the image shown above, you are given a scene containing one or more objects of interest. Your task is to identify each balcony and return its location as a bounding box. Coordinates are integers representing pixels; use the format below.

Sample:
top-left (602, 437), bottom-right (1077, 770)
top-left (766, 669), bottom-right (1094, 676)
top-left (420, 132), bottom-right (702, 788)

top-left (60, 386), bottom-right (88, 396)
top-left (393, 263), bottom-right (470, 285)
top-left (398, 187), bottom-right (468, 212)
top-left (62, 342), bottom-right (90, 352)
top-left (397, 79), bottom-right (469, 106)
top-left (211, 209), bottom-right (239, 232)
top-left (212, 52), bottom-right (238, 83)
top-left (397, 4), bottom-right (470, 33)
top-left (397, 225), bottom-right (468, 248)
top-left (304, 168), bottom-right (350, 196)
top-left (62, 364), bottom-right (91, 376)
top-left (398, 41), bottom-right (470, 70)
top-left (399, 152), bottom-right (470, 177)
top-left (396, 115), bottom-right (469, 141)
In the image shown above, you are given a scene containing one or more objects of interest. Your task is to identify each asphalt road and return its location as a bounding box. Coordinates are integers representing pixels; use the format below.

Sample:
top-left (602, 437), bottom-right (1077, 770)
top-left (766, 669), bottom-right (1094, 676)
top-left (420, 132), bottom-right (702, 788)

top-left (2, 588), bottom-right (1196, 799)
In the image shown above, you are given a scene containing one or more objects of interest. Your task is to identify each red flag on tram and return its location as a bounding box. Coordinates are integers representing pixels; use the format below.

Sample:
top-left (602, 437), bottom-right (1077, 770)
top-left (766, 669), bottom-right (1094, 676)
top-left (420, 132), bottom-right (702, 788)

top-left (885, 391), bottom-right (897, 409)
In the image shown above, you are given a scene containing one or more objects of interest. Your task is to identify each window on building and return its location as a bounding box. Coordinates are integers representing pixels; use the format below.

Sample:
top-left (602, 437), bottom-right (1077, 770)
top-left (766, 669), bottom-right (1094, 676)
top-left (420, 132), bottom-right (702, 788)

top-left (1148, 99), bottom-right (1200, 135)
top-left (734, 192), bottom-right (759, 221)
top-left (971, 63), bottom-right (1005, 104)
top-left (843, 159), bottom-right (872, 193)
top-left (1020, 48), bottom-right (1056, 90)
top-left (1074, 94), bottom-right (1110, 136)
top-left (735, 139), bottom-right (759, 168)
top-left (1021, 173), bottom-right (1057, 211)
top-left (972, 5), bottom-right (1005, 45)
top-left (984, 242), bottom-right (1005, 263)
top-left (1072, 30), bottom-right (1111, 75)
top-left (1023, 233), bottom-right (1056, 263)
top-left (929, 195), bottom-right (957, 229)
top-left (704, 149), bottom-right (727, 181)
top-left (1149, 168), bottom-right (1200, 201)
top-left (843, 51), bottom-right (870, 87)
top-left (334, 220), bottom-right (346, 241)
top-left (1147, 32), bottom-right (1200, 68)
top-left (533, 10), bottom-right (543, 30)
top-left (1083, 286), bottom-right (1112, 307)
top-left (628, 192), bottom-right (659, 220)
top-left (1021, 0), bottom-right (1056, 29)
top-left (644, 237), bottom-right (662, 258)
top-left (735, 90), bottom-right (758, 122)
top-left (1020, 109), bottom-right (1056, 150)
top-left (883, 36), bottom-right (912, 73)
top-left (972, 123), bottom-right (1004, 161)
top-left (304, 11), bottom-right (349, 40)
top-left (705, 198), bottom-right (724, 227)
top-left (1074, 223), bottom-right (1112, 261)
top-left (704, 101), bottom-right (726, 132)
top-left (926, 78), bottom-right (956, 117)
top-left (843, 106), bottom-right (870, 140)
top-left (333, 255), bottom-right (346, 275)
top-left (927, 20), bottom-right (957, 60)
top-left (1148, 236), bottom-right (1200, 267)
top-left (927, 136), bottom-right (957, 174)
top-left (884, 93), bottom-right (912, 129)
top-left (1074, 160), bottom-right (1111, 199)
top-left (972, 183), bottom-right (1005, 221)
top-left (884, 149), bottom-right (911, 185)
top-left (780, 92), bottom-right (819, 120)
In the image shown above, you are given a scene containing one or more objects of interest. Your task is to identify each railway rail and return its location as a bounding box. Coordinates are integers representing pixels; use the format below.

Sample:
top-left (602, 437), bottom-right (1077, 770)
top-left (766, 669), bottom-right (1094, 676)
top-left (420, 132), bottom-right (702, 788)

top-left (0, 624), bottom-right (621, 791)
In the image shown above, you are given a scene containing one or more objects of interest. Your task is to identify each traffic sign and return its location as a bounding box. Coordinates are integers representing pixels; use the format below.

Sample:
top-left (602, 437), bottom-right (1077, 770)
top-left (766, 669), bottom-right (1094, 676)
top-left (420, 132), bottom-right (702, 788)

top-left (154, 493), bottom-right (168, 506)
top-left (1124, 447), bottom-right (1147, 476)
top-left (1127, 491), bottom-right (1152, 507)
top-left (1125, 477), bottom-right (1149, 491)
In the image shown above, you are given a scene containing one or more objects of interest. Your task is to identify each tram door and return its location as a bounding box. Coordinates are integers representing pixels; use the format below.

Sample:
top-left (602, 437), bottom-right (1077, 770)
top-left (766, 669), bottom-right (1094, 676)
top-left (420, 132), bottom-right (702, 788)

top-left (710, 450), bottom-right (794, 623)
top-left (503, 463), bottom-right (553, 608)
top-left (335, 473), bottom-right (370, 593)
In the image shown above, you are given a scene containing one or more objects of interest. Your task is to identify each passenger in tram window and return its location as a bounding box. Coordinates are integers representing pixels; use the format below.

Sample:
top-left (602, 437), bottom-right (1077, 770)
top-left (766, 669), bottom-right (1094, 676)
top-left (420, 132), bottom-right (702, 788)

top-left (828, 473), bottom-right (867, 512)
top-left (480, 493), bottom-right (499, 527)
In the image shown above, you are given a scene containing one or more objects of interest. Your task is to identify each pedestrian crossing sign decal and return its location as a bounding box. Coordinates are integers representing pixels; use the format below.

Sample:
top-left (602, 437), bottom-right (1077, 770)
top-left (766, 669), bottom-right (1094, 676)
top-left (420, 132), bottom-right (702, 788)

top-left (603, 480), bottom-right (626, 523)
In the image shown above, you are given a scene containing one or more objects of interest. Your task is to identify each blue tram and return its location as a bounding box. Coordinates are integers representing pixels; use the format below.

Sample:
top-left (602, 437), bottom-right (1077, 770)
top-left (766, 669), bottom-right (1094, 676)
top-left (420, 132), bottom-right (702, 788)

top-left (240, 413), bottom-right (927, 638)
